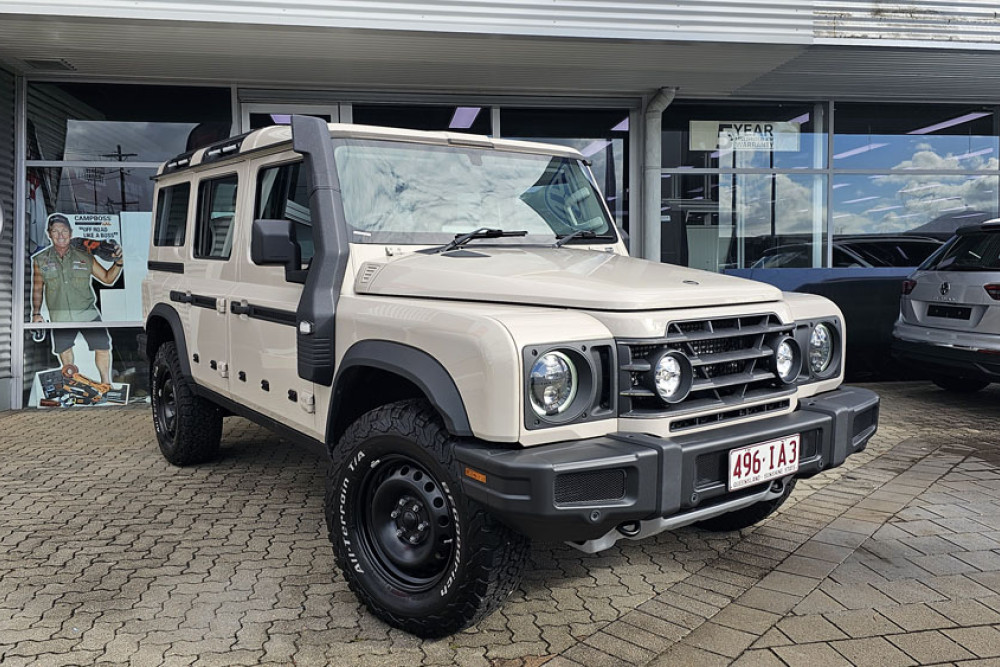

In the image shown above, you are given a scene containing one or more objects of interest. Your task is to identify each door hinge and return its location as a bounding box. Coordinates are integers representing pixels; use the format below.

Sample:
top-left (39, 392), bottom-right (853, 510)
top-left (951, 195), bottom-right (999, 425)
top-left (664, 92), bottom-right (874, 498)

top-left (218, 362), bottom-right (228, 378)
top-left (301, 392), bottom-right (315, 414)
top-left (216, 298), bottom-right (227, 314)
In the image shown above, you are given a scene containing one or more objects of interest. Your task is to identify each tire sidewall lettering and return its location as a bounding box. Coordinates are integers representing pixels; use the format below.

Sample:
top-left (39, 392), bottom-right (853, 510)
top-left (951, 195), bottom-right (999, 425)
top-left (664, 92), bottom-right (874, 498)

top-left (334, 433), bottom-right (466, 606)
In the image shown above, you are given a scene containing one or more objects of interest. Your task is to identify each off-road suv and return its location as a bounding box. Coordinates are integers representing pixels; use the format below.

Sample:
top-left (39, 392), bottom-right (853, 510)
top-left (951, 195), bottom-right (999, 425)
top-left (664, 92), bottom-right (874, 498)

top-left (140, 116), bottom-right (880, 637)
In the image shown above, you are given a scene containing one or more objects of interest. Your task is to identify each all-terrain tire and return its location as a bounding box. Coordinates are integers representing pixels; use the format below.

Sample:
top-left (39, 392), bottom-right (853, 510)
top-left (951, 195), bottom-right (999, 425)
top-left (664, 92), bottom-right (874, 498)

top-left (932, 376), bottom-right (990, 393)
top-left (325, 399), bottom-right (530, 637)
top-left (696, 478), bottom-right (797, 532)
top-left (150, 341), bottom-right (222, 466)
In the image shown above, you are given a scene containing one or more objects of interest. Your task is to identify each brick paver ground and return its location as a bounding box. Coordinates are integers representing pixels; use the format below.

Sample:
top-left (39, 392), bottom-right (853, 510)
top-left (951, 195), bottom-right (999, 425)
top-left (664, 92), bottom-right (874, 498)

top-left (1, 381), bottom-right (999, 666)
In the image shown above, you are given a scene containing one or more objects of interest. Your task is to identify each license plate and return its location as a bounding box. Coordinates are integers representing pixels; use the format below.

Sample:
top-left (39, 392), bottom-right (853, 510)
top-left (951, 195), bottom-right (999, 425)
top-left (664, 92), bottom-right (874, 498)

top-left (728, 434), bottom-right (800, 491)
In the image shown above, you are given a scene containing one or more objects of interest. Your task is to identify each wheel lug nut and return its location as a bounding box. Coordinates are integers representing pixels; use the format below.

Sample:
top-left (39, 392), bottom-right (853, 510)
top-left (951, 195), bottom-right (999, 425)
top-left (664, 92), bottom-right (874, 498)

top-left (417, 522), bottom-right (429, 531)
top-left (395, 528), bottom-right (404, 537)
top-left (398, 498), bottom-right (407, 506)
top-left (390, 510), bottom-right (399, 519)
top-left (412, 505), bottom-right (420, 512)
top-left (409, 535), bottom-right (419, 544)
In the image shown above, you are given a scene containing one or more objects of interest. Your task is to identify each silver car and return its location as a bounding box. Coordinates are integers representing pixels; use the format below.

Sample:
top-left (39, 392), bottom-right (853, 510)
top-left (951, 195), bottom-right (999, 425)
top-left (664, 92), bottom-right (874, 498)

top-left (893, 220), bottom-right (1000, 392)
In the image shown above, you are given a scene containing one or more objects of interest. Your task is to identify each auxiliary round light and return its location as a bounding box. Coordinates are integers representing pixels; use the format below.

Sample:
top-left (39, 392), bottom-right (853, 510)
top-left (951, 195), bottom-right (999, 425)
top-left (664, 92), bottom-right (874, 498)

top-left (652, 351), bottom-right (693, 404)
top-left (808, 323), bottom-right (834, 374)
top-left (529, 351), bottom-right (578, 417)
top-left (773, 337), bottom-right (802, 384)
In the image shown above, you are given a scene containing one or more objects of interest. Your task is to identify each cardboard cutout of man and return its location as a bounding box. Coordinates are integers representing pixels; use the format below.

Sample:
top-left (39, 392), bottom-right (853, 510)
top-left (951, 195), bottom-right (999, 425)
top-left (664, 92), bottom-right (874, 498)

top-left (31, 214), bottom-right (124, 384)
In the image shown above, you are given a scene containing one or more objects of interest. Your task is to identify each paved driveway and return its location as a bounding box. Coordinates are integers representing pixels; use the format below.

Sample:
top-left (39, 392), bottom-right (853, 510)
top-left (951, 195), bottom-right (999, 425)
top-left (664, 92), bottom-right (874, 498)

top-left (2, 382), bottom-right (999, 666)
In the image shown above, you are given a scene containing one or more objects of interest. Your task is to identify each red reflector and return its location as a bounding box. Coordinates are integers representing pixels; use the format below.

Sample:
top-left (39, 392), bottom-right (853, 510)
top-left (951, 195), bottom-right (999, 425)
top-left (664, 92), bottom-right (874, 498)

top-left (985, 284), bottom-right (1000, 300)
top-left (902, 279), bottom-right (917, 295)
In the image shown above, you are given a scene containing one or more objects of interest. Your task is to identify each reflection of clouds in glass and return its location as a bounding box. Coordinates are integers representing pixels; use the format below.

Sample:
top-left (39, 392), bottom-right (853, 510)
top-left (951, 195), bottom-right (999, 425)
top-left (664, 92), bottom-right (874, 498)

top-left (719, 174), bottom-right (819, 236)
top-left (834, 147), bottom-right (1000, 234)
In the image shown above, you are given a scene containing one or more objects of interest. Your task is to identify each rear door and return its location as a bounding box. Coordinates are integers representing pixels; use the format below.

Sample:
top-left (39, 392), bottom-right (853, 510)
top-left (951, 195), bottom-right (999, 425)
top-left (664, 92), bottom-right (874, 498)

top-left (178, 168), bottom-right (243, 398)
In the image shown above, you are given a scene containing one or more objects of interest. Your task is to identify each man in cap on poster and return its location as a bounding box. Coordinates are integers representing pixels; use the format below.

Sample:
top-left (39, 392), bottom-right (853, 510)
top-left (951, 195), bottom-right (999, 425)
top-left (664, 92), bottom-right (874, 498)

top-left (30, 214), bottom-right (124, 385)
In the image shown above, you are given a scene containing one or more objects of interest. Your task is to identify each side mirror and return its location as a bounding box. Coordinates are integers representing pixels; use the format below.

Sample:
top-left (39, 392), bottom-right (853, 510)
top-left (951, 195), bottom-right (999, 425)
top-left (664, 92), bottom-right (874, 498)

top-left (251, 218), bottom-right (305, 283)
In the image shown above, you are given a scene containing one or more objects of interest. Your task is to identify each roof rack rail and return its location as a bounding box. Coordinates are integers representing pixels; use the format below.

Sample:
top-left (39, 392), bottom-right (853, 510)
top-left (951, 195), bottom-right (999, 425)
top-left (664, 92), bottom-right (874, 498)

top-left (160, 131), bottom-right (254, 174)
top-left (162, 150), bottom-right (195, 174)
top-left (201, 132), bottom-right (252, 165)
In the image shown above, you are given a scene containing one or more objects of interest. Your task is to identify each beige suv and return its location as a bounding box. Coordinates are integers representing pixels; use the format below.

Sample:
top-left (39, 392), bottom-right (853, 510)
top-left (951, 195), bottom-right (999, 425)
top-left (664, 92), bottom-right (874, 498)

top-left (140, 116), bottom-right (880, 637)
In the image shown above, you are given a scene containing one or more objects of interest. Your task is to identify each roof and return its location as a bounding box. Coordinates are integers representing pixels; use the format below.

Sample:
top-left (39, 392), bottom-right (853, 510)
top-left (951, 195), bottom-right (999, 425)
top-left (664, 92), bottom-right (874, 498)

top-left (157, 122), bottom-right (586, 177)
top-left (957, 219), bottom-right (1000, 236)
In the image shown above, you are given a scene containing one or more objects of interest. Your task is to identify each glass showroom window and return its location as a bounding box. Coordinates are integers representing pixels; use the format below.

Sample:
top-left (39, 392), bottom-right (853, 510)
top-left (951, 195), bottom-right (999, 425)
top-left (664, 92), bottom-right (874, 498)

top-left (23, 82), bottom-right (231, 409)
top-left (832, 103), bottom-right (999, 245)
top-left (661, 101), bottom-right (827, 270)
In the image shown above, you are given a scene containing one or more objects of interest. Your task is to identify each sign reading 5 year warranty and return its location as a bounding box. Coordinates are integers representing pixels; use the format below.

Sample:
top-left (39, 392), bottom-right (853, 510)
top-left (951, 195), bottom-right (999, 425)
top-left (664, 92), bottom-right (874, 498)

top-left (690, 120), bottom-right (801, 152)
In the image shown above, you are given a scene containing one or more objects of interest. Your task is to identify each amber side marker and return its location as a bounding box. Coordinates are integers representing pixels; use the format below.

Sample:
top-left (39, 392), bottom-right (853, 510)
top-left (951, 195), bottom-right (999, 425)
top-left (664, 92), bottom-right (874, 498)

top-left (464, 467), bottom-right (487, 484)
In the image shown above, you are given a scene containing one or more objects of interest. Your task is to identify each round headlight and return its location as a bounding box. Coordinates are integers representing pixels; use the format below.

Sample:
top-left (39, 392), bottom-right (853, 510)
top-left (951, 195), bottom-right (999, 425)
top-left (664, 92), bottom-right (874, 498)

top-left (652, 351), bottom-right (693, 404)
top-left (529, 351), bottom-right (578, 417)
top-left (808, 323), bottom-right (834, 374)
top-left (773, 337), bottom-right (801, 384)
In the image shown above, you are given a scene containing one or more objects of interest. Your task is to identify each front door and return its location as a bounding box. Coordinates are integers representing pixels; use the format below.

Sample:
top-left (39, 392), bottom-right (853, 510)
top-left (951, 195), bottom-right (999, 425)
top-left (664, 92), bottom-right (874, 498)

top-left (227, 151), bottom-right (318, 435)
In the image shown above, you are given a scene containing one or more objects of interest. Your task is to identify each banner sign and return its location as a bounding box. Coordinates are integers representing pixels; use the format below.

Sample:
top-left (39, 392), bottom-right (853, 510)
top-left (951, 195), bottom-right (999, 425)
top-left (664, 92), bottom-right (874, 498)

top-left (690, 121), bottom-right (801, 152)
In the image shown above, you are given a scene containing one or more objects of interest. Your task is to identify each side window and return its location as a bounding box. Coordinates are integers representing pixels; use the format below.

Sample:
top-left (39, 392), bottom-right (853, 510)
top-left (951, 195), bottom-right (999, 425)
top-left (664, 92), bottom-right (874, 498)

top-left (194, 174), bottom-right (238, 260)
top-left (153, 183), bottom-right (190, 247)
top-left (256, 162), bottom-right (313, 269)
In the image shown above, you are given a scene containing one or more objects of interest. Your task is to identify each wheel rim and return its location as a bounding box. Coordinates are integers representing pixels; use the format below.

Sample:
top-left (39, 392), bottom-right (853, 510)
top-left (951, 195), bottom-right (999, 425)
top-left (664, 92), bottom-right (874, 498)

top-left (356, 453), bottom-right (457, 592)
top-left (154, 364), bottom-right (177, 439)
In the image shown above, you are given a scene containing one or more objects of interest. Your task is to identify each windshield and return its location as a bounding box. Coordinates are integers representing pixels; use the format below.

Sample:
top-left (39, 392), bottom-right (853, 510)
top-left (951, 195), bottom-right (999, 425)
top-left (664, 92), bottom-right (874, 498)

top-left (334, 139), bottom-right (616, 245)
top-left (921, 231), bottom-right (1000, 271)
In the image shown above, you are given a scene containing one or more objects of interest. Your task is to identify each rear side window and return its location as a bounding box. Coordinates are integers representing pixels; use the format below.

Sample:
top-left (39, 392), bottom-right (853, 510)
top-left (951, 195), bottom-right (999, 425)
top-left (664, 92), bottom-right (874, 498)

top-left (922, 232), bottom-right (1000, 271)
top-left (153, 183), bottom-right (190, 247)
top-left (256, 162), bottom-right (313, 269)
top-left (194, 174), bottom-right (238, 260)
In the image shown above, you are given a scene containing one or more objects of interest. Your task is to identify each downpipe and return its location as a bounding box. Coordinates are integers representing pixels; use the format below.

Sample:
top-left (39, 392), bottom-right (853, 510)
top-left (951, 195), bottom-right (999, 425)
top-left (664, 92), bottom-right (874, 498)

top-left (641, 87), bottom-right (678, 262)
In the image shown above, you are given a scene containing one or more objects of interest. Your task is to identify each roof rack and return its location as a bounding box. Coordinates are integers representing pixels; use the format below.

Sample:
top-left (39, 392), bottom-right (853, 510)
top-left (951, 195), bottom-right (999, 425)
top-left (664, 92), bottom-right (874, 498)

top-left (161, 131), bottom-right (253, 174)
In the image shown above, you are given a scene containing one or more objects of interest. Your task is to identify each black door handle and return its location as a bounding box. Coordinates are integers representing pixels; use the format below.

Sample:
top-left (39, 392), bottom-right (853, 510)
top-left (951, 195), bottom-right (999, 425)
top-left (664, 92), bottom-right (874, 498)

top-left (230, 302), bottom-right (251, 316)
top-left (169, 290), bottom-right (193, 304)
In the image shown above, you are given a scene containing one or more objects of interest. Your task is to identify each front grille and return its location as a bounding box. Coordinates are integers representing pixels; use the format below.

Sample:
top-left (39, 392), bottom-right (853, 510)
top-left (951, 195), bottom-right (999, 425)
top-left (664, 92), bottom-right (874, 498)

top-left (554, 469), bottom-right (627, 504)
top-left (618, 313), bottom-right (795, 418)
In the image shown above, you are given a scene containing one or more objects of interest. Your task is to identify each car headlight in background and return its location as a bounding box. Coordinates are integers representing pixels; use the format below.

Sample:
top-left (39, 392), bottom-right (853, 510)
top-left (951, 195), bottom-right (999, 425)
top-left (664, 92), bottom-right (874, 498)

top-left (808, 323), bottom-right (834, 374)
top-left (771, 337), bottom-right (802, 384)
top-left (529, 351), bottom-right (578, 417)
top-left (651, 350), bottom-right (693, 404)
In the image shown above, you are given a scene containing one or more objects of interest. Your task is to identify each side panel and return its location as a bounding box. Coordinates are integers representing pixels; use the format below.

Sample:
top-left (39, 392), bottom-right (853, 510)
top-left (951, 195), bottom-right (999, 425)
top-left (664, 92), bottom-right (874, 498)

top-left (0, 68), bottom-right (14, 411)
top-left (321, 295), bottom-right (524, 443)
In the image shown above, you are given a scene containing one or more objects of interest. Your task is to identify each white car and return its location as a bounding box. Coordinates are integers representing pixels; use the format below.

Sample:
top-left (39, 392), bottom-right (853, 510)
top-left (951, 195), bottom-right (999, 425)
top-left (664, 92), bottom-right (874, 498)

top-left (893, 220), bottom-right (1000, 392)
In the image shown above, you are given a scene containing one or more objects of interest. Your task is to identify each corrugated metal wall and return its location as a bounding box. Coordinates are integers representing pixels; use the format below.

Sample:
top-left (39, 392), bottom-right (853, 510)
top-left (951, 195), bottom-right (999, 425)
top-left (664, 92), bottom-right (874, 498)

top-left (817, 1), bottom-right (1000, 45)
top-left (9, 1), bottom-right (1000, 49)
top-left (6, 1), bottom-right (1000, 48)
top-left (0, 1), bottom-right (817, 44)
top-left (0, 68), bottom-right (14, 411)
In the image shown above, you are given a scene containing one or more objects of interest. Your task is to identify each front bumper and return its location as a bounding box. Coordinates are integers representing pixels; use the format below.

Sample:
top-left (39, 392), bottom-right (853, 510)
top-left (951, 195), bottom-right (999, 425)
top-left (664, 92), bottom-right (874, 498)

top-left (454, 386), bottom-right (879, 544)
top-left (892, 338), bottom-right (1000, 382)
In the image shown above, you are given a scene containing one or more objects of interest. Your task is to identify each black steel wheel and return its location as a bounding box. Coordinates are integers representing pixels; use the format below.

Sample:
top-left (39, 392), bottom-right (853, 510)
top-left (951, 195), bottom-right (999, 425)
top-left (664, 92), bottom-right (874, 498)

top-left (150, 341), bottom-right (222, 466)
top-left (326, 400), bottom-right (529, 637)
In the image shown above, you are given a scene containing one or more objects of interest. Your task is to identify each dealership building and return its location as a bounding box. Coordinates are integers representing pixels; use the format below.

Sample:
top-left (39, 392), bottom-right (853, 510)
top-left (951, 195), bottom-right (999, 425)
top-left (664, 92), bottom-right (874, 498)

top-left (0, 1), bottom-right (999, 411)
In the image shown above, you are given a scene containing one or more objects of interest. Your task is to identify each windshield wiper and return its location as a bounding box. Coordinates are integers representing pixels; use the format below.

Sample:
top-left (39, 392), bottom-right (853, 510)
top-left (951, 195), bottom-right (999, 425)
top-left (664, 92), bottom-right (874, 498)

top-left (435, 227), bottom-right (528, 253)
top-left (553, 230), bottom-right (598, 247)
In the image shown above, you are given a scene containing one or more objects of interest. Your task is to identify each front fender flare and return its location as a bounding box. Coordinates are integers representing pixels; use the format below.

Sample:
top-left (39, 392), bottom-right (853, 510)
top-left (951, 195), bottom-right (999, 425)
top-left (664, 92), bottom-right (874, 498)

top-left (329, 340), bottom-right (473, 440)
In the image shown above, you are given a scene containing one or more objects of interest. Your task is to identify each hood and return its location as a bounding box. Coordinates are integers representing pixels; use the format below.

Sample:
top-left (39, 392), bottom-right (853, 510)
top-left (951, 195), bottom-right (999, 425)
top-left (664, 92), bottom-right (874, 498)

top-left (355, 247), bottom-right (782, 311)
